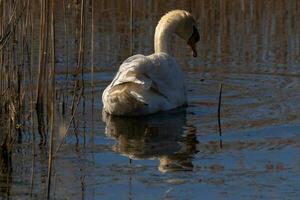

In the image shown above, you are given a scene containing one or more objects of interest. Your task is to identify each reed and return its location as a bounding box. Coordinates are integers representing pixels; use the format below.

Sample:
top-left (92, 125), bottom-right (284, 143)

top-left (91, 0), bottom-right (94, 93)
top-left (62, 0), bottom-right (69, 114)
top-left (218, 83), bottom-right (223, 149)
top-left (91, 0), bottom-right (95, 142)
top-left (0, 0), bottom-right (29, 173)
top-left (130, 0), bottom-right (133, 56)
top-left (0, 1), bottom-right (4, 108)
top-left (78, 0), bottom-right (85, 92)
top-left (47, 0), bottom-right (56, 198)
top-left (29, 1), bottom-right (35, 142)
top-left (218, 84), bottom-right (223, 134)
top-left (29, 2), bottom-right (36, 195)
top-left (36, 0), bottom-right (48, 143)
top-left (68, 0), bottom-right (85, 137)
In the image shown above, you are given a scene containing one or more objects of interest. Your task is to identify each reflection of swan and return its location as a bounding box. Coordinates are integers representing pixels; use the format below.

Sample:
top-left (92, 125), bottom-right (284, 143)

top-left (103, 109), bottom-right (198, 172)
top-left (102, 10), bottom-right (200, 116)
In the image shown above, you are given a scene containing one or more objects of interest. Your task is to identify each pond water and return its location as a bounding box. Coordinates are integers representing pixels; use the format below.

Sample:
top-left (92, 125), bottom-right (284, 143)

top-left (1, 0), bottom-right (300, 199)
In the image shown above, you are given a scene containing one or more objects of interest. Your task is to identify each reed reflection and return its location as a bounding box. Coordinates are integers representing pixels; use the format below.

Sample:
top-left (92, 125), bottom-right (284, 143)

top-left (103, 109), bottom-right (198, 172)
top-left (0, 147), bottom-right (12, 200)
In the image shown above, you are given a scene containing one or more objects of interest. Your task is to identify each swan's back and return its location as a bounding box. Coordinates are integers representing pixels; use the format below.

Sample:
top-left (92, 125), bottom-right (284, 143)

top-left (102, 53), bottom-right (186, 116)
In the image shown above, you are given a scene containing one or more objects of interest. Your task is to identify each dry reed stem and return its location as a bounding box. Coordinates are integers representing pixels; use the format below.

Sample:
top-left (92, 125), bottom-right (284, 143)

top-left (70, 0), bottom-right (85, 133)
top-left (91, 0), bottom-right (95, 141)
top-left (91, 0), bottom-right (94, 91)
top-left (70, 0), bottom-right (85, 115)
top-left (130, 0), bottom-right (133, 56)
top-left (0, 1), bottom-right (27, 51)
top-left (78, 0), bottom-right (85, 92)
top-left (26, 1), bottom-right (36, 196)
top-left (36, 0), bottom-right (48, 142)
top-left (29, 0), bottom-right (35, 141)
top-left (0, 0), bottom-right (29, 171)
top-left (62, 0), bottom-right (69, 110)
top-left (218, 83), bottom-right (223, 135)
top-left (218, 83), bottom-right (223, 148)
top-left (47, 0), bottom-right (56, 198)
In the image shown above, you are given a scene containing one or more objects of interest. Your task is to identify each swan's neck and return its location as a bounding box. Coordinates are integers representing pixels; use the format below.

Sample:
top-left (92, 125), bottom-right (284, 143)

top-left (154, 20), bottom-right (175, 55)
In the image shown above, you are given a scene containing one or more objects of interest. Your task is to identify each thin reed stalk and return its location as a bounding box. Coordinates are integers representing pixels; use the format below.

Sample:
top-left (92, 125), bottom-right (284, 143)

top-left (70, 0), bottom-right (85, 112)
top-left (78, 0), bottom-right (85, 92)
top-left (91, 0), bottom-right (95, 143)
top-left (217, 83), bottom-right (223, 135)
top-left (36, 0), bottom-right (48, 142)
top-left (218, 83), bottom-right (223, 148)
top-left (70, 0), bottom-right (85, 132)
top-left (130, 0), bottom-right (133, 56)
top-left (29, 1), bottom-right (35, 142)
top-left (91, 0), bottom-right (94, 91)
top-left (62, 0), bottom-right (69, 113)
top-left (27, 1), bottom-right (36, 195)
top-left (47, 0), bottom-right (56, 198)
top-left (29, 4), bottom-right (37, 194)
top-left (0, 1), bottom-right (4, 104)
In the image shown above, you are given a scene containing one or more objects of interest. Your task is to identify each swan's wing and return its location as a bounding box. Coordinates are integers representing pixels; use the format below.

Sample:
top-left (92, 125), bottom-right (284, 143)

top-left (107, 53), bottom-right (186, 104)
top-left (110, 54), bottom-right (153, 90)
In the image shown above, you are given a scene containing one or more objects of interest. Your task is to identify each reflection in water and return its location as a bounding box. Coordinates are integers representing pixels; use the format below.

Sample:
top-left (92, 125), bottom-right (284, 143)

top-left (102, 109), bottom-right (198, 172)
top-left (0, 170), bottom-right (11, 199)
top-left (0, 114), bottom-right (12, 199)
top-left (0, 151), bottom-right (12, 200)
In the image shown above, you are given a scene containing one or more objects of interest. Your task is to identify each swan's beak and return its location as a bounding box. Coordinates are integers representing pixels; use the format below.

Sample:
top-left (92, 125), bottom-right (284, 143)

top-left (188, 41), bottom-right (197, 57)
top-left (187, 26), bottom-right (200, 57)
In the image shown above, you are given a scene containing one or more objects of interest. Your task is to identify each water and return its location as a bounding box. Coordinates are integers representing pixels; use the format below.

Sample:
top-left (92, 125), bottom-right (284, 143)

top-left (1, 0), bottom-right (300, 199)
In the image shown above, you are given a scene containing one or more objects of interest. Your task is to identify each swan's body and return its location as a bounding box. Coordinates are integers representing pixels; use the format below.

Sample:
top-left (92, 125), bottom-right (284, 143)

top-left (102, 10), bottom-right (199, 116)
top-left (102, 53), bottom-right (186, 115)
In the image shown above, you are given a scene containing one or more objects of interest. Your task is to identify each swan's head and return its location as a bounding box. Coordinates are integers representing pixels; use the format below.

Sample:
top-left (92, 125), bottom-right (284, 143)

top-left (173, 11), bottom-right (200, 57)
top-left (155, 10), bottom-right (200, 57)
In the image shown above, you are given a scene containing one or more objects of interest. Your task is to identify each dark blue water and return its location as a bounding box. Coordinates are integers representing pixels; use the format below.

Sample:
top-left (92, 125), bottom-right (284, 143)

top-left (2, 69), bottom-right (300, 199)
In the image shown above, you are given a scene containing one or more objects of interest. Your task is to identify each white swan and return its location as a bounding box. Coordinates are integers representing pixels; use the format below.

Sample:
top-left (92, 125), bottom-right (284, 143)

top-left (102, 10), bottom-right (199, 116)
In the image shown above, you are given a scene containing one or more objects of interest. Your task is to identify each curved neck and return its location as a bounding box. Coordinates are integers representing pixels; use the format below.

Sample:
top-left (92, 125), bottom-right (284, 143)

top-left (154, 21), bottom-right (175, 55)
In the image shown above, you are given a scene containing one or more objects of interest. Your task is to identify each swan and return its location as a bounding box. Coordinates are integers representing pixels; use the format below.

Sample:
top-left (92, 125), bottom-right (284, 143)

top-left (102, 10), bottom-right (200, 116)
